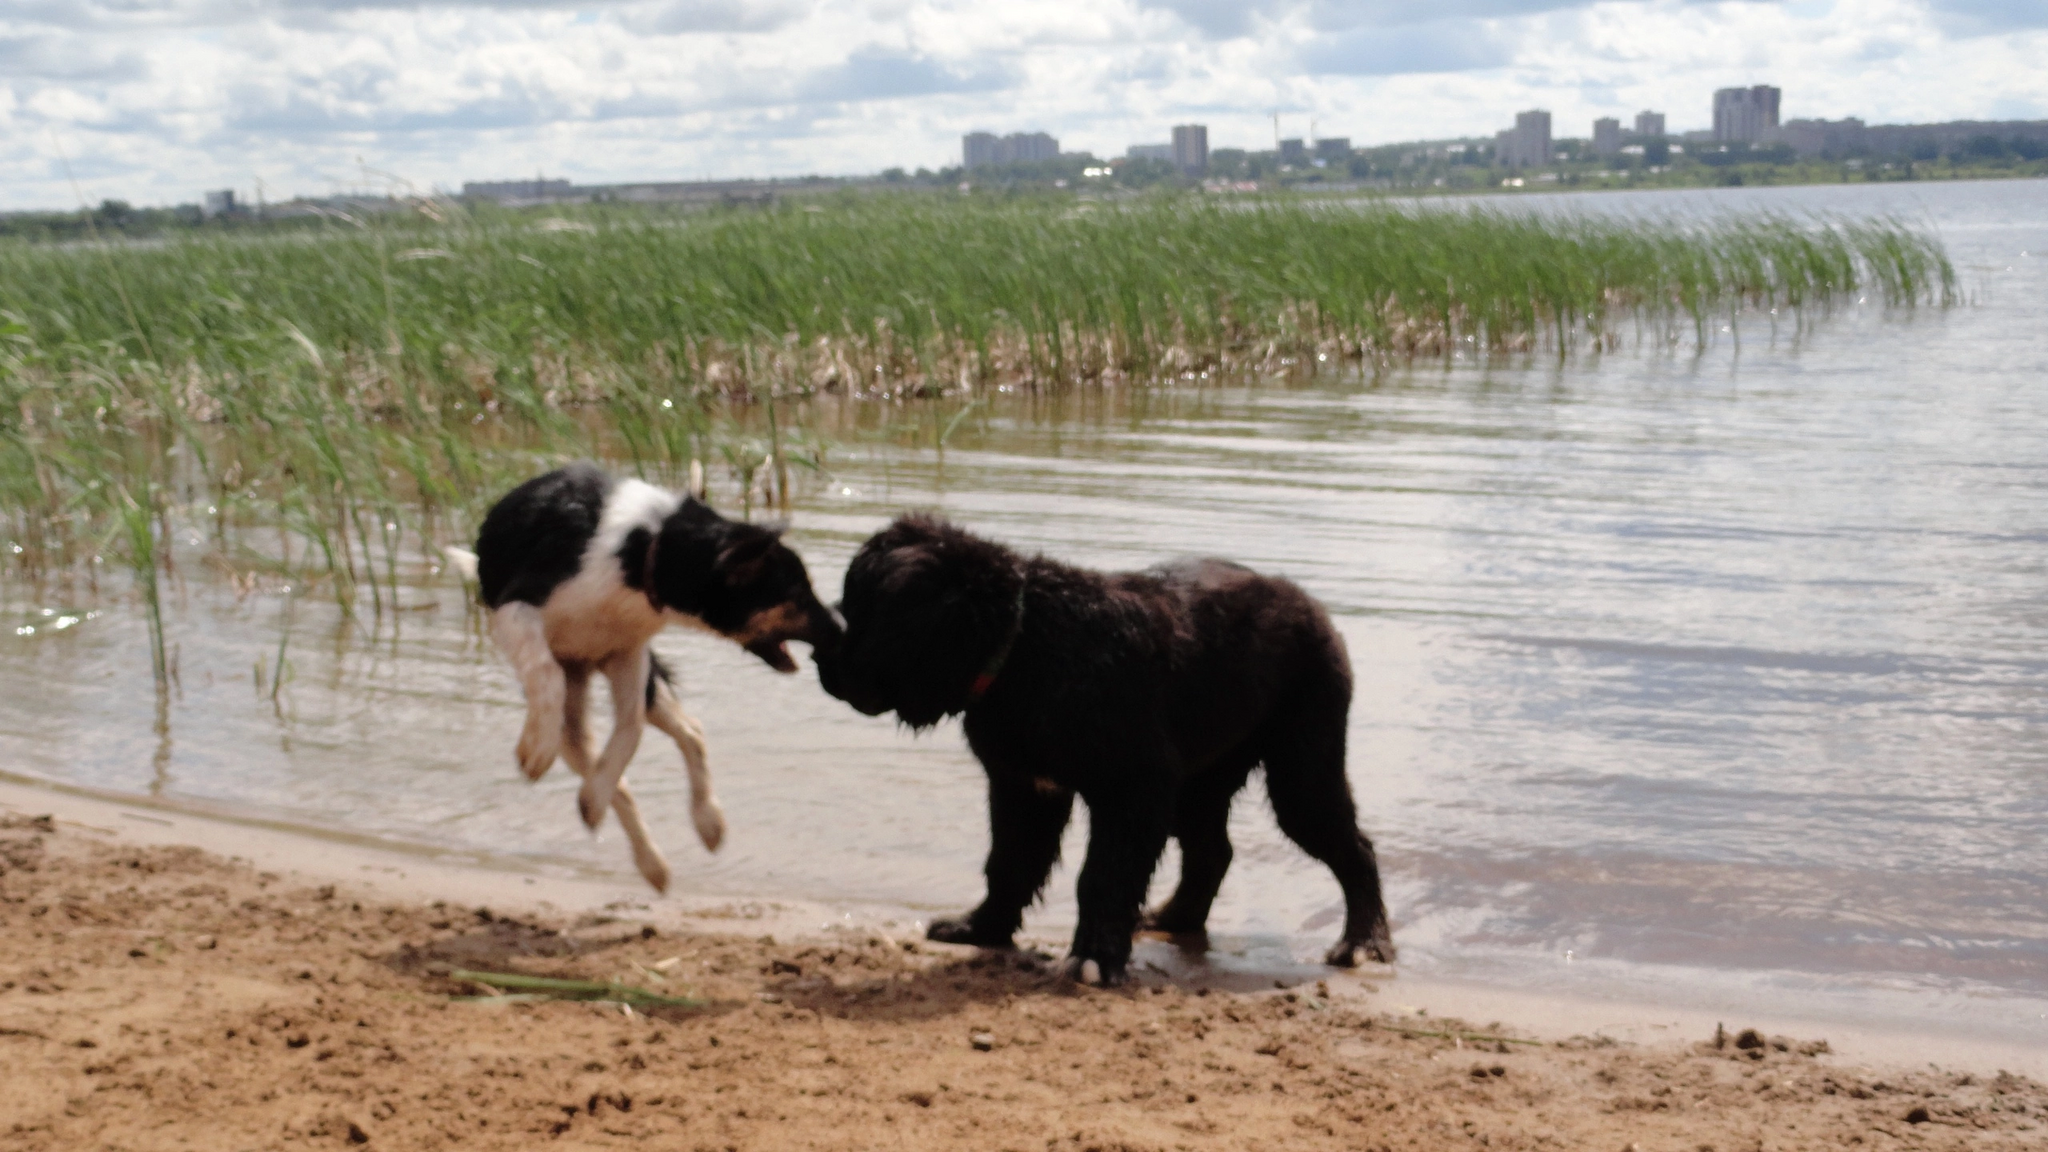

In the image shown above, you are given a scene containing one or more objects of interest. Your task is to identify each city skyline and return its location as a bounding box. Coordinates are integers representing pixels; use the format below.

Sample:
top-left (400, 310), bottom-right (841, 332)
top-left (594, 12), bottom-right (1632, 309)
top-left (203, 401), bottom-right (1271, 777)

top-left (56, 79), bottom-right (2048, 217)
top-left (3, 1), bottom-right (2046, 209)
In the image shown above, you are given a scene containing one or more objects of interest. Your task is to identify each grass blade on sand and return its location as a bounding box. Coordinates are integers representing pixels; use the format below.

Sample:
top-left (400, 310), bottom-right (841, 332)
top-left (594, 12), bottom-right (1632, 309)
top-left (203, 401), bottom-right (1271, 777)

top-left (448, 967), bottom-right (705, 1008)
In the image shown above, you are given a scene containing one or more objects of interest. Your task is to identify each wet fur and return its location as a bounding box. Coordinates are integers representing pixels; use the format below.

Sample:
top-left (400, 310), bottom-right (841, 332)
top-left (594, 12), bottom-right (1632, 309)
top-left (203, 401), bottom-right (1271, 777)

top-left (471, 463), bottom-right (838, 891)
top-left (815, 514), bottom-right (1394, 985)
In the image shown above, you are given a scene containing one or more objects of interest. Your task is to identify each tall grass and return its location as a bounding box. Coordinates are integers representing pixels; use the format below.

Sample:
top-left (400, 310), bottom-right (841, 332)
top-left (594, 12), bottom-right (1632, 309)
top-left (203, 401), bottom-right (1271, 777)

top-left (3, 194), bottom-right (1951, 398)
top-left (0, 192), bottom-right (1952, 682)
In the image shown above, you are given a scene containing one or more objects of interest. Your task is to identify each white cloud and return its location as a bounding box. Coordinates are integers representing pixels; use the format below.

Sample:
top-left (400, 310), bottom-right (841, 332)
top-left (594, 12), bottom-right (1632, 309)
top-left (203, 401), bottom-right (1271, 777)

top-left (0, 0), bottom-right (2043, 209)
top-left (1922, 0), bottom-right (2048, 36)
top-left (1298, 17), bottom-right (1516, 74)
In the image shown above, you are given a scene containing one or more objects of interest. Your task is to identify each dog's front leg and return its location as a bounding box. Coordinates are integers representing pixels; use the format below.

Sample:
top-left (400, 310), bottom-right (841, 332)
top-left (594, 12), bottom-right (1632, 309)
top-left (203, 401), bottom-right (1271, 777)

top-left (578, 645), bottom-right (649, 830)
top-left (928, 773), bottom-right (1073, 950)
top-left (1066, 790), bottom-right (1171, 987)
top-left (491, 603), bottom-right (564, 780)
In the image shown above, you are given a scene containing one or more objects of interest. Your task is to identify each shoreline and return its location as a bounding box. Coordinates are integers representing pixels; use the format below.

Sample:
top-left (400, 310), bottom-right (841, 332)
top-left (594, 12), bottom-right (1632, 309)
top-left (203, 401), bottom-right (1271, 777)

top-left (6, 771), bottom-right (2044, 1082)
top-left (6, 775), bottom-right (2048, 1150)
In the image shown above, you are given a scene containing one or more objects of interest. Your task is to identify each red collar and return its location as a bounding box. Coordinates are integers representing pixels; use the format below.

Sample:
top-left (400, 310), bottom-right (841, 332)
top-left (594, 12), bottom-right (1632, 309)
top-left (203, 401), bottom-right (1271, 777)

top-left (965, 580), bottom-right (1027, 705)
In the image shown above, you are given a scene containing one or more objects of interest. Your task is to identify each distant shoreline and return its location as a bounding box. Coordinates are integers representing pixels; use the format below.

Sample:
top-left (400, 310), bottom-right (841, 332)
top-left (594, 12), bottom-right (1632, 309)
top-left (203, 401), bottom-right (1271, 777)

top-left (6, 167), bottom-right (2045, 234)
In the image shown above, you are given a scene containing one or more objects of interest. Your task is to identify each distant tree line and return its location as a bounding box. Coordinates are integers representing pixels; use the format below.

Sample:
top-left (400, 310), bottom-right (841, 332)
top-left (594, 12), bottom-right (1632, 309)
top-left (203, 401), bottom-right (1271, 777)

top-left (10, 129), bottom-right (2044, 240)
top-left (0, 200), bottom-right (211, 242)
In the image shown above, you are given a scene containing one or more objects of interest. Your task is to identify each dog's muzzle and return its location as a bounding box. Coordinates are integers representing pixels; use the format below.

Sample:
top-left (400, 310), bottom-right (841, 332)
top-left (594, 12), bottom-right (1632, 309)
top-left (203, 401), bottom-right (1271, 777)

top-left (814, 637), bottom-right (892, 716)
top-left (741, 601), bottom-right (842, 674)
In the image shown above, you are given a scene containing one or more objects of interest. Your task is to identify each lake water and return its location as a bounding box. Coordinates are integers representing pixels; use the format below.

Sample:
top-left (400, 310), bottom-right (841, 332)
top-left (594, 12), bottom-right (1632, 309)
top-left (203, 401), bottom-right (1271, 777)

top-left (5, 178), bottom-right (2045, 1041)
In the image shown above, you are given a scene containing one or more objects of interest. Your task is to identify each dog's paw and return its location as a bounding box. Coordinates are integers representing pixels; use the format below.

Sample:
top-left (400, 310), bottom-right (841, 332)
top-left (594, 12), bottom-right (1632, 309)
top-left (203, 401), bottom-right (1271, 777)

top-left (692, 799), bottom-right (727, 853)
top-left (1139, 903), bottom-right (1208, 937)
top-left (1325, 930), bottom-right (1396, 968)
top-left (1061, 955), bottom-right (1127, 987)
top-left (631, 845), bottom-right (672, 895)
top-left (576, 779), bottom-right (613, 831)
top-left (515, 726), bottom-right (559, 781)
top-left (926, 916), bottom-right (1013, 949)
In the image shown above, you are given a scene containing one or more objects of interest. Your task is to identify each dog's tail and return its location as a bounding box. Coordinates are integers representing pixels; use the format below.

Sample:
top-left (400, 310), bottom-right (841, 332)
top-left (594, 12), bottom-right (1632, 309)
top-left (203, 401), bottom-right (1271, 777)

top-left (442, 546), bottom-right (479, 583)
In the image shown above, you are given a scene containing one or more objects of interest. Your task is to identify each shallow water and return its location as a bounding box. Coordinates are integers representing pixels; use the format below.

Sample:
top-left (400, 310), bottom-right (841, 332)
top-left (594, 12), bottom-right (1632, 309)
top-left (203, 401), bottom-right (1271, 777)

top-left (5, 178), bottom-right (2046, 1039)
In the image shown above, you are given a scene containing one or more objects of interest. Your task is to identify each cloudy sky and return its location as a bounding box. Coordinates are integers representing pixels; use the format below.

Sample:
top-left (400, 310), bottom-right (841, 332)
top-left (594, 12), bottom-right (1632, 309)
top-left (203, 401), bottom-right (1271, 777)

top-left (3, 0), bottom-right (2044, 209)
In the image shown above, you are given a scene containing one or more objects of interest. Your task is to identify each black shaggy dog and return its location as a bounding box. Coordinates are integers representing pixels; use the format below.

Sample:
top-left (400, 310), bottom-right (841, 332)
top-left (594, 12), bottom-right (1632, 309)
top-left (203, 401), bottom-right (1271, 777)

top-left (815, 515), bottom-right (1394, 985)
top-left (459, 462), bottom-right (839, 893)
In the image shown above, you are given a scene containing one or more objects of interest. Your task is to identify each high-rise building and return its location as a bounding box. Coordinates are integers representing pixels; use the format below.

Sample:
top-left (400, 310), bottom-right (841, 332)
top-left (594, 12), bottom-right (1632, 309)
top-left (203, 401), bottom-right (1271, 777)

top-left (1172, 124), bottom-right (1209, 174)
top-left (201, 190), bottom-right (236, 218)
top-left (1278, 138), bottom-right (1307, 164)
top-left (1314, 137), bottom-right (1351, 161)
top-left (1634, 110), bottom-right (1666, 138)
top-left (1519, 109), bottom-right (1552, 164)
top-left (1496, 109), bottom-right (1552, 166)
top-left (1712, 86), bottom-right (1780, 143)
top-left (1007, 132), bottom-right (1060, 163)
top-left (963, 132), bottom-right (1002, 168)
top-left (962, 131), bottom-right (1060, 168)
top-left (1592, 117), bottom-right (1622, 157)
top-left (1126, 143), bottom-right (1173, 161)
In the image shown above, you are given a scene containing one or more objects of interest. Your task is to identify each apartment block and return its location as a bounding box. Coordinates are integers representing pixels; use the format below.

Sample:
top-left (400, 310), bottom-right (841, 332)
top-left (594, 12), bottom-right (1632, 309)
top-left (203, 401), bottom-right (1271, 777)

top-left (461, 178), bottom-right (572, 203)
top-left (1713, 86), bottom-right (1781, 143)
top-left (962, 132), bottom-right (1001, 168)
top-left (1592, 117), bottom-right (1622, 157)
top-left (1010, 132), bottom-right (1059, 162)
top-left (962, 131), bottom-right (1060, 169)
top-left (1766, 118), bottom-right (1867, 157)
top-left (1314, 137), bottom-right (1351, 160)
top-left (1172, 124), bottom-right (1209, 174)
top-left (1278, 138), bottom-right (1307, 164)
top-left (1495, 109), bottom-right (1552, 167)
top-left (1634, 110), bottom-right (1666, 138)
top-left (1767, 116), bottom-right (2048, 158)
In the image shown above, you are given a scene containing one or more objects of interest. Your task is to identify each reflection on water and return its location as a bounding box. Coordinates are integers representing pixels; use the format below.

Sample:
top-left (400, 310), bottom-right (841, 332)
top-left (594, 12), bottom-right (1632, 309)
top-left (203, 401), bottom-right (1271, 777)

top-left (5, 179), bottom-right (2047, 1038)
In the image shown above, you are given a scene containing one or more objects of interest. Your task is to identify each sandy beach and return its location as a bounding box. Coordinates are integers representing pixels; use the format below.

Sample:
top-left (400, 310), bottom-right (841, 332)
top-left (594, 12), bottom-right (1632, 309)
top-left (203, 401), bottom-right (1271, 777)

top-left (3, 777), bottom-right (2045, 1152)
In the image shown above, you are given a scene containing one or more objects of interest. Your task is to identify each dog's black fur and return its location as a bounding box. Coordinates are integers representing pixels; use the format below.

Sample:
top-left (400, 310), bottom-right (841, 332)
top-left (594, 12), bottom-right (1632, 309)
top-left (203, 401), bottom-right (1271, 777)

top-left (475, 463), bottom-right (838, 674)
top-left (815, 514), bottom-right (1394, 985)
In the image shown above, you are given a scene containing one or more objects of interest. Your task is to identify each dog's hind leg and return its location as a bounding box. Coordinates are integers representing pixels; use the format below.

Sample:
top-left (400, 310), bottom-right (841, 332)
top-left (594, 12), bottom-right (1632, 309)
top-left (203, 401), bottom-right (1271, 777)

top-left (1261, 696), bottom-right (1394, 967)
top-left (645, 658), bottom-right (725, 853)
top-left (604, 784), bottom-right (671, 894)
top-left (1143, 752), bottom-right (1256, 939)
top-left (928, 773), bottom-right (1073, 949)
top-left (491, 603), bottom-right (563, 781)
top-left (578, 645), bottom-right (650, 831)
top-left (561, 662), bottom-right (670, 893)
top-left (560, 660), bottom-right (592, 770)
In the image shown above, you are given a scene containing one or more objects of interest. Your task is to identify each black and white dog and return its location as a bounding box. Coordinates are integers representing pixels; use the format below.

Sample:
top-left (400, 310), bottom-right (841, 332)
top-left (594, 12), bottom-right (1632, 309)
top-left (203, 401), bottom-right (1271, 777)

top-left (455, 463), bottom-right (840, 892)
top-left (814, 515), bottom-right (1394, 986)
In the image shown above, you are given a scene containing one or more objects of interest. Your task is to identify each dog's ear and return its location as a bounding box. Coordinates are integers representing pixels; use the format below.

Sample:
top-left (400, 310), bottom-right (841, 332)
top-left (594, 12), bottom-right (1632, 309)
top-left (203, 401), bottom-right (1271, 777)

top-left (715, 525), bottom-right (784, 586)
top-left (877, 544), bottom-right (936, 595)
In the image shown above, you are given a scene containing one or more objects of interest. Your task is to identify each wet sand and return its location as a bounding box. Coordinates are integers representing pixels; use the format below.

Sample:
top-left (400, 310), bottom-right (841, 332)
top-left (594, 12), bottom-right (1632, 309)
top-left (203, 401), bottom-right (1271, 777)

top-left (3, 780), bottom-right (2046, 1152)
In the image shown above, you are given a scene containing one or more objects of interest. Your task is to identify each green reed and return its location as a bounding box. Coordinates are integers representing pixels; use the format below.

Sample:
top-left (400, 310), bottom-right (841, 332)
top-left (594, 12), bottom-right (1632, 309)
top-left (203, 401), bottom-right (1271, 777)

top-left (2, 194), bottom-right (1951, 397)
top-left (0, 192), bottom-right (1952, 686)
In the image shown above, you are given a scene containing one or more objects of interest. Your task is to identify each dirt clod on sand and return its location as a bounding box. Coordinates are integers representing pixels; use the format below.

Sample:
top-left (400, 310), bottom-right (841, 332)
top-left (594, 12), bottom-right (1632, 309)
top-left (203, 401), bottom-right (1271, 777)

top-left (3, 811), bottom-right (2046, 1151)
